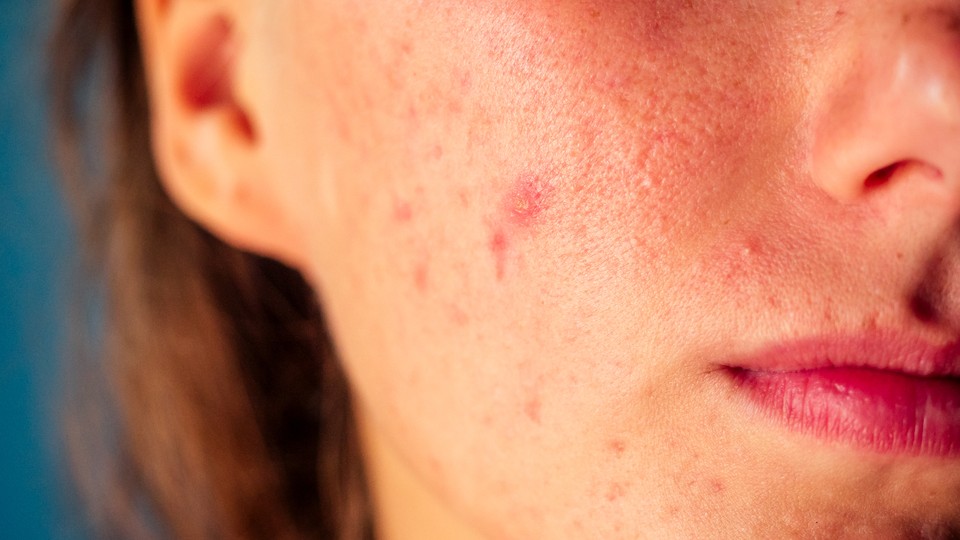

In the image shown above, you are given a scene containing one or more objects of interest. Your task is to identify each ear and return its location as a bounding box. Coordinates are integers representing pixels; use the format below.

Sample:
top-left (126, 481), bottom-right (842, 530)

top-left (136, 0), bottom-right (306, 267)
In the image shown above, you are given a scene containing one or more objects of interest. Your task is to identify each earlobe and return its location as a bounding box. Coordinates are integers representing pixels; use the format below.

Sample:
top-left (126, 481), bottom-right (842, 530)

top-left (136, 0), bottom-right (306, 268)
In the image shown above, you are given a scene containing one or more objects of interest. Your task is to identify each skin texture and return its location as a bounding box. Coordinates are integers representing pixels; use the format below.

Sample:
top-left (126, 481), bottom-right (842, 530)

top-left (137, 1), bottom-right (960, 538)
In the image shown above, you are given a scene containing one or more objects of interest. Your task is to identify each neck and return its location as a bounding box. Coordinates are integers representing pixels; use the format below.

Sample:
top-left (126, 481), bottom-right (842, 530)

top-left (357, 409), bottom-right (488, 540)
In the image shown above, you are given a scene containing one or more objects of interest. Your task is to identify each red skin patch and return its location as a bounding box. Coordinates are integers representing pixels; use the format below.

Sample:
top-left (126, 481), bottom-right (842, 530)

top-left (605, 482), bottom-right (627, 502)
top-left (489, 229), bottom-right (508, 281)
top-left (447, 304), bottom-right (470, 326)
top-left (524, 395), bottom-right (542, 424)
top-left (414, 263), bottom-right (429, 292)
top-left (607, 439), bottom-right (627, 456)
top-left (505, 173), bottom-right (552, 227)
top-left (393, 199), bottom-right (413, 222)
top-left (488, 172), bottom-right (555, 280)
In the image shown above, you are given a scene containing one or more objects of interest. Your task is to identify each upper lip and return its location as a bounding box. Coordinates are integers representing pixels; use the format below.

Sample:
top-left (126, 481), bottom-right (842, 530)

top-left (723, 331), bottom-right (960, 378)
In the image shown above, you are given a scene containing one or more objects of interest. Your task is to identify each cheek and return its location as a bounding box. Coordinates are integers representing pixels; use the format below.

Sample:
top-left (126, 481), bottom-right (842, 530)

top-left (286, 1), bottom-right (811, 535)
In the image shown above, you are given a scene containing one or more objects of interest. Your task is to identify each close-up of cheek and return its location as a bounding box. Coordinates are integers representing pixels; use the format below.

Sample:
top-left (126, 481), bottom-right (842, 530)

top-left (256, 1), bottom-right (960, 538)
top-left (272, 0), bottom-right (782, 531)
top-left (271, 1), bottom-right (798, 533)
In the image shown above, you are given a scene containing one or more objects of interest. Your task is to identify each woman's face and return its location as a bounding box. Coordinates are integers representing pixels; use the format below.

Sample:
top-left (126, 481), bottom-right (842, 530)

top-left (147, 0), bottom-right (960, 537)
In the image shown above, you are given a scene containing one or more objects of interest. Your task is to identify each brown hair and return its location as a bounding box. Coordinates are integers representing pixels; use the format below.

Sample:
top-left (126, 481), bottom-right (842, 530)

top-left (50, 0), bottom-right (372, 537)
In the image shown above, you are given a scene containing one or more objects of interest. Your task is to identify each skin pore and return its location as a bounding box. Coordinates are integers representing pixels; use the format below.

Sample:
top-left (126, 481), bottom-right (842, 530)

top-left (137, 1), bottom-right (960, 538)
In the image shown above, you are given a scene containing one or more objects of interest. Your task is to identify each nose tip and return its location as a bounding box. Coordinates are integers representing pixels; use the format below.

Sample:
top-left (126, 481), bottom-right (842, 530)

top-left (811, 10), bottom-right (960, 203)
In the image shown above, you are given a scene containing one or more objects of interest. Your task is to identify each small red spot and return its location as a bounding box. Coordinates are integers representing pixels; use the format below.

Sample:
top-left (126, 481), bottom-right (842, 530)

top-left (458, 189), bottom-right (471, 209)
top-left (605, 482), bottom-right (627, 502)
top-left (413, 263), bottom-right (429, 292)
top-left (489, 229), bottom-right (508, 280)
top-left (459, 70), bottom-right (473, 91)
top-left (709, 478), bottom-right (725, 493)
top-left (608, 439), bottom-right (626, 456)
top-left (448, 304), bottom-right (469, 326)
top-left (524, 396), bottom-right (541, 424)
top-left (393, 200), bottom-right (413, 222)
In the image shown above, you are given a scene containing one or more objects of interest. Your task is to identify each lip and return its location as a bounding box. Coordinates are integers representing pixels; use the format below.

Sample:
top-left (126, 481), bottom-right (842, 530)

top-left (723, 332), bottom-right (960, 457)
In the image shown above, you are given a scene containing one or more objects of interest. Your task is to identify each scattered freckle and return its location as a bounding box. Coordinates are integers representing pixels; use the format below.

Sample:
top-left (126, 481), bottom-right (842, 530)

top-left (608, 439), bottom-right (627, 456)
top-left (413, 263), bottom-right (429, 292)
top-left (524, 395), bottom-right (541, 424)
top-left (605, 482), bottom-right (627, 502)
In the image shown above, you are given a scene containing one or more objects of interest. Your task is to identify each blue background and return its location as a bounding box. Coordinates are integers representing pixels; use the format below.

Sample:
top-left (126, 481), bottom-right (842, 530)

top-left (2, 0), bottom-right (81, 537)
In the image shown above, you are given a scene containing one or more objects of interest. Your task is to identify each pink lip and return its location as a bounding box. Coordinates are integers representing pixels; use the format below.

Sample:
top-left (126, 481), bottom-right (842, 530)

top-left (724, 333), bottom-right (960, 457)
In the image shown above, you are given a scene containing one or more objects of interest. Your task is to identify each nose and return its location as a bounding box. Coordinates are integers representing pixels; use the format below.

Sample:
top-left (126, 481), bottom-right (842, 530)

top-left (810, 8), bottom-right (960, 204)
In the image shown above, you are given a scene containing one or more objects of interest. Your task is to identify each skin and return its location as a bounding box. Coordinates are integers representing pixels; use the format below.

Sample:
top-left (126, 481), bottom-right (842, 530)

top-left (137, 1), bottom-right (960, 538)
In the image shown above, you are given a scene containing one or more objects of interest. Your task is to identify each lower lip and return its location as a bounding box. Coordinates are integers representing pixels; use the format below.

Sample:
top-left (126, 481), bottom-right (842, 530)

top-left (730, 367), bottom-right (960, 457)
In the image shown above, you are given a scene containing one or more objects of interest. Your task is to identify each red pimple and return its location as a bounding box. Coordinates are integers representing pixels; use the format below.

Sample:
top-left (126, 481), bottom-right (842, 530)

top-left (607, 439), bottom-right (626, 456)
top-left (487, 171), bottom-right (555, 281)
top-left (505, 173), bottom-right (552, 228)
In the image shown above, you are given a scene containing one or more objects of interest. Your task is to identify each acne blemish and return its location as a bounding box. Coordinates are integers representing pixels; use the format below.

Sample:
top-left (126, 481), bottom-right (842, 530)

top-left (447, 304), bottom-right (469, 326)
top-left (709, 478), bottom-right (725, 494)
top-left (457, 188), bottom-right (471, 209)
top-left (505, 173), bottom-right (553, 228)
top-left (605, 482), bottom-right (627, 502)
top-left (487, 172), bottom-right (555, 280)
top-left (607, 439), bottom-right (627, 456)
top-left (392, 199), bottom-right (413, 222)
top-left (414, 262), bottom-right (429, 292)
top-left (524, 395), bottom-right (542, 424)
top-left (489, 229), bottom-right (508, 281)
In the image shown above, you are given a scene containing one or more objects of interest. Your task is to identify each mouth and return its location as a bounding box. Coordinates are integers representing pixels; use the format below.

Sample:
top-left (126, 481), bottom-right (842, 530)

top-left (722, 333), bottom-right (960, 457)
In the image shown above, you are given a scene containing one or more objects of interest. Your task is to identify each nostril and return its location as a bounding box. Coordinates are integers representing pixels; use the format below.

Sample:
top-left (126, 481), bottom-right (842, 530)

top-left (864, 162), bottom-right (904, 190)
top-left (909, 292), bottom-right (939, 324)
top-left (863, 160), bottom-right (944, 192)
